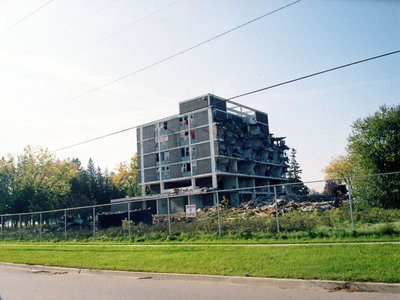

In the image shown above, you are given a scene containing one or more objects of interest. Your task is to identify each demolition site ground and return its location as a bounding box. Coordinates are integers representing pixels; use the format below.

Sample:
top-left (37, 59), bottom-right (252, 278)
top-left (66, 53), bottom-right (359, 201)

top-left (2, 199), bottom-right (400, 244)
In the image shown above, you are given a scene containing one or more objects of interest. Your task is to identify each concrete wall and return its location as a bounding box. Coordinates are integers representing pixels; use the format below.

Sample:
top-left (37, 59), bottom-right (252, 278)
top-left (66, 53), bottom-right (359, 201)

top-left (169, 148), bottom-right (180, 164)
top-left (144, 168), bottom-right (157, 182)
top-left (143, 140), bottom-right (155, 154)
top-left (168, 132), bottom-right (178, 148)
top-left (209, 95), bottom-right (227, 112)
top-left (170, 164), bottom-right (181, 179)
top-left (143, 125), bottom-right (154, 140)
top-left (168, 118), bottom-right (180, 132)
top-left (193, 110), bottom-right (209, 126)
top-left (196, 142), bottom-right (210, 159)
top-left (194, 127), bottom-right (209, 143)
top-left (179, 97), bottom-right (208, 114)
top-left (144, 153), bottom-right (157, 168)
top-left (197, 158), bottom-right (212, 174)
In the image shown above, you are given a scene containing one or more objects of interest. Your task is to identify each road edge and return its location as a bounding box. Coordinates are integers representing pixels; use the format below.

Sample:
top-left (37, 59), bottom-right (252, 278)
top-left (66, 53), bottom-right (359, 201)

top-left (1, 262), bottom-right (399, 294)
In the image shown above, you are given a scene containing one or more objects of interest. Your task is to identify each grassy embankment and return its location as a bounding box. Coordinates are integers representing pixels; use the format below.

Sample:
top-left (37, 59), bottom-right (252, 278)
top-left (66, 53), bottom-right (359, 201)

top-left (0, 243), bottom-right (399, 283)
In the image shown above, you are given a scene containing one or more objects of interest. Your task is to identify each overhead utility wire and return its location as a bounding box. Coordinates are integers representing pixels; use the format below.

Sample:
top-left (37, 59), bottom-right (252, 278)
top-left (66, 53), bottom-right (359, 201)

top-left (228, 49), bottom-right (400, 101)
top-left (52, 49), bottom-right (400, 153)
top-left (0, 0), bottom-right (55, 36)
top-left (47, 0), bottom-right (301, 109)
top-left (54, 125), bottom-right (138, 152)
top-left (60, 0), bottom-right (181, 62)
top-left (47, 0), bottom-right (121, 41)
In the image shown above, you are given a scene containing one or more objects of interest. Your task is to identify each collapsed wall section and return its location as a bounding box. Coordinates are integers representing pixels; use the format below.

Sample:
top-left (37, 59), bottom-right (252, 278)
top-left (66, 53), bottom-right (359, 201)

top-left (214, 114), bottom-right (288, 171)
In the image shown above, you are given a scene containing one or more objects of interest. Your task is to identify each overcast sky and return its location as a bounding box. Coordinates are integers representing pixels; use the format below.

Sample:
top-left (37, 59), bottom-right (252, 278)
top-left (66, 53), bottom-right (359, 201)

top-left (0, 0), bottom-right (399, 188)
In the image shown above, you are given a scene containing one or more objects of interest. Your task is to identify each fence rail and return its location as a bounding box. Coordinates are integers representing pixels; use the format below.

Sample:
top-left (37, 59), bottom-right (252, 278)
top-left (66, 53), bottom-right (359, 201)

top-left (1, 171), bottom-right (399, 241)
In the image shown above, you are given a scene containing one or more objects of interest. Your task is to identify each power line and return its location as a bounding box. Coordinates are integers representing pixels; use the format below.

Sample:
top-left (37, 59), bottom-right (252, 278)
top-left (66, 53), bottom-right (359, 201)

top-left (228, 49), bottom-right (400, 101)
top-left (0, 0), bottom-right (55, 36)
top-left (60, 0), bottom-right (181, 62)
top-left (51, 49), bottom-right (400, 153)
top-left (46, 0), bottom-right (302, 110)
top-left (47, 0), bottom-right (121, 41)
top-left (54, 125), bottom-right (137, 152)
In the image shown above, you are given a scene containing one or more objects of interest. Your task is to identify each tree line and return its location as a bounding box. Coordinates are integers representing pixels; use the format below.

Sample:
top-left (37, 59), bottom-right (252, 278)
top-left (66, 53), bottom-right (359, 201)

top-left (0, 146), bottom-right (140, 214)
top-left (1, 104), bottom-right (398, 214)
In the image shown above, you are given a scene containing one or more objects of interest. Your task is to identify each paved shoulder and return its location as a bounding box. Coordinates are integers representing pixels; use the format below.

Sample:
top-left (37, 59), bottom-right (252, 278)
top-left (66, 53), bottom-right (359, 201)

top-left (0, 263), bottom-right (399, 300)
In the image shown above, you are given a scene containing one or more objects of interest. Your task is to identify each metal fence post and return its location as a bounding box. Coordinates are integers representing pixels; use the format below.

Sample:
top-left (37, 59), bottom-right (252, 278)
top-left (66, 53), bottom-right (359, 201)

top-left (19, 214), bottom-right (21, 239)
top-left (127, 202), bottom-right (131, 238)
top-left (216, 192), bottom-right (221, 238)
top-left (39, 213), bottom-right (42, 240)
top-left (345, 177), bottom-right (355, 232)
top-left (64, 210), bottom-right (67, 240)
top-left (1, 215), bottom-right (3, 239)
top-left (273, 186), bottom-right (280, 235)
top-left (167, 197), bottom-right (171, 235)
top-left (93, 206), bottom-right (96, 239)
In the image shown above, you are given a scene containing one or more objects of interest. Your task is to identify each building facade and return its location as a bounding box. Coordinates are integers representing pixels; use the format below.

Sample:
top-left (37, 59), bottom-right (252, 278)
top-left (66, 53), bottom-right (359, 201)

top-left (134, 94), bottom-right (289, 214)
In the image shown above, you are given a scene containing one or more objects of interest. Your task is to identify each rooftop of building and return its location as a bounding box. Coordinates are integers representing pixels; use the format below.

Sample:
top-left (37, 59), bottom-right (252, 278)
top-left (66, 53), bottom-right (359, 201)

top-left (137, 93), bottom-right (269, 128)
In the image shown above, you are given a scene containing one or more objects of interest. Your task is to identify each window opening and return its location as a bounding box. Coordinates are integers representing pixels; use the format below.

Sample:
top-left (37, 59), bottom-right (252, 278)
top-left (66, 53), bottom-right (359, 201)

top-left (181, 147), bottom-right (190, 157)
top-left (180, 116), bottom-right (188, 125)
top-left (181, 162), bottom-right (191, 173)
top-left (192, 160), bottom-right (197, 175)
top-left (158, 121), bottom-right (168, 131)
top-left (161, 151), bottom-right (169, 161)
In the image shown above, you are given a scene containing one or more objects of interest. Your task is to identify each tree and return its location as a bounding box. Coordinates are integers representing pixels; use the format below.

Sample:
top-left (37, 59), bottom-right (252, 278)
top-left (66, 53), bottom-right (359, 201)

top-left (86, 158), bottom-right (97, 203)
top-left (322, 154), bottom-right (354, 198)
top-left (287, 148), bottom-right (309, 196)
top-left (67, 158), bottom-right (123, 206)
top-left (0, 147), bottom-right (130, 214)
top-left (323, 155), bottom-right (355, 183)
top-left (16, 146), bottom-right (77, 211)
top-left (347, 104), bottom-right (400, 208)
top-left (287, 148), bottom-right (301, 181)
top-left (0, 155), bottom-right (17, 213)
top-left (112, 154), bottom-right (140, 197)
top-left (0, 146), bottom-right (78, 213)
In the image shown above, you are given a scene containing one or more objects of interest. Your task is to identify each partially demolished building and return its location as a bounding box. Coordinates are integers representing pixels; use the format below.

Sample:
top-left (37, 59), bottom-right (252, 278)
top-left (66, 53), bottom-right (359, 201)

top-left (133, 94), bottom-right (289, 214)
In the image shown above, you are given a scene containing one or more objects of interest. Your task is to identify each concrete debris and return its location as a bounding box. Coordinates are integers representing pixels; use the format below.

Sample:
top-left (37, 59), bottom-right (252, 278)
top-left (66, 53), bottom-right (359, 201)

top-left (215, 118), bottom-right (289, 163)
top-left (152, 199), bottom-right (339, 224)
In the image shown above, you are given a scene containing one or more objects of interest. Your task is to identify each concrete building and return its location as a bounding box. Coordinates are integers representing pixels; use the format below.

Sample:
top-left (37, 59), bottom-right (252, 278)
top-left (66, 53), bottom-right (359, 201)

top-left (131, 94), bottom-right (289, 214)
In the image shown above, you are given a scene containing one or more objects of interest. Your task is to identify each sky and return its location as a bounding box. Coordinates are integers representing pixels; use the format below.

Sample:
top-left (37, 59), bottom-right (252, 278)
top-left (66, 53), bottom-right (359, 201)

top-left (0, 0), bottom-right (399, 189)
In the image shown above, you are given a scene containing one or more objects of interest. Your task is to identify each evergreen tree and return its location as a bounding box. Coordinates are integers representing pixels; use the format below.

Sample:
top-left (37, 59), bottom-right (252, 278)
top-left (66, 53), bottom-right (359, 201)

top-left (287, 148), bottom-right (302, 181)
top-left (287, 148), bottom-right (309, 196)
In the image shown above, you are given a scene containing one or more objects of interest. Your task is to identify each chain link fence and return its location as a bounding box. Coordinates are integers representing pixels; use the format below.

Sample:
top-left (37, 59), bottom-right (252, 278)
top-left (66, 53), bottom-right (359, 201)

top-left (1, 173), bottom-right (399, 241)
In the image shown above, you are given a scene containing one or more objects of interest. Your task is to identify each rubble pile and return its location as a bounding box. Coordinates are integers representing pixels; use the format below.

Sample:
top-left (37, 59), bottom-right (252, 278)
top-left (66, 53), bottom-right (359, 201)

top-left (152, 199), bottom-right (339, 224)
top-left (237, 199), bottom-right (337, 216)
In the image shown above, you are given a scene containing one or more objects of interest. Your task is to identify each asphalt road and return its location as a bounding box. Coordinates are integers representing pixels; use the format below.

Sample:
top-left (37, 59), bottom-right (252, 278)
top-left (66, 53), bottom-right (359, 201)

top-left (0, 265), bottom-right (398, 300)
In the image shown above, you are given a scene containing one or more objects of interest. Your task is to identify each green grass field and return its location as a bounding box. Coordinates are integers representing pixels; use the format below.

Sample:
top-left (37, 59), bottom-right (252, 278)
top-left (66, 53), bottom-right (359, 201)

top-left (0, 243), bottom-right (399, 283)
